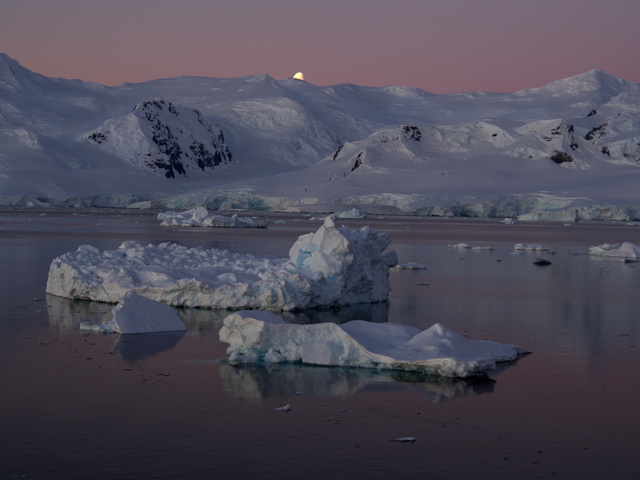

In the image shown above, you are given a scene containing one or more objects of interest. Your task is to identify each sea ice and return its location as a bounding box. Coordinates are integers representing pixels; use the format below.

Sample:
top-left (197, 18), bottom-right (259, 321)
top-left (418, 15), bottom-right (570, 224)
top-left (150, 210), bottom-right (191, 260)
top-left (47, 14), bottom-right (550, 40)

top-left (158, 206), bottom-right (266, 228)
top-left (219, 311), bottom-right (529, 378)
top-left (47, 215), bottom-right (397, 310)
top-left (80, 291), bottom-right (186, 334)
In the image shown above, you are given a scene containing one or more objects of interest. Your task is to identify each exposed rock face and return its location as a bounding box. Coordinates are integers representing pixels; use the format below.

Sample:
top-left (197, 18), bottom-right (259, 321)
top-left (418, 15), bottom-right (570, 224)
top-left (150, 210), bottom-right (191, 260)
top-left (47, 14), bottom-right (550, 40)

top-left (86, 98), bottom-right (234, 178)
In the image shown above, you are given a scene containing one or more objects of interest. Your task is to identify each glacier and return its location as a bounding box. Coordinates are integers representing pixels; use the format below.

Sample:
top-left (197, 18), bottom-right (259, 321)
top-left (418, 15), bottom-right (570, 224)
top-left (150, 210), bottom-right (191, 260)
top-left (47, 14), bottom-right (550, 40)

top-left (219, 310), bottom-right (529, 378)
top-left (46, 215), bottom-right (397, 310)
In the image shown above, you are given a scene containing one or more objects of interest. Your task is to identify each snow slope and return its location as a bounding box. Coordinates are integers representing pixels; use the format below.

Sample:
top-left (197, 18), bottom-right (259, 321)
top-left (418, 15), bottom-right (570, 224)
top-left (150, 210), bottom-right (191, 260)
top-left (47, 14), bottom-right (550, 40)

top-left (1, 53), bottom-right (639, 219)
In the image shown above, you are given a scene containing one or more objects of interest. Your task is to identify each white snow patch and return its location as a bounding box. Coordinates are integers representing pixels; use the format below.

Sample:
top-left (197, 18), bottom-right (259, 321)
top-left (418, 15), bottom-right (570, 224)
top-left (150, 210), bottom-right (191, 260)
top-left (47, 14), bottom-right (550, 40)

top-left (219, 311), bottom-right (530, 378)
top-left (47, 215), bottom-right (397, 310)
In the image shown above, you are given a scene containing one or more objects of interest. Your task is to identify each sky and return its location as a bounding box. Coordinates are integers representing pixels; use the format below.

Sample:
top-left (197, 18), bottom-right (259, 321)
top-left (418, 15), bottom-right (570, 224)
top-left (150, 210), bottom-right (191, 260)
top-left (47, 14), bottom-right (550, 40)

top-left (2, 0), bottom-right (640, 94)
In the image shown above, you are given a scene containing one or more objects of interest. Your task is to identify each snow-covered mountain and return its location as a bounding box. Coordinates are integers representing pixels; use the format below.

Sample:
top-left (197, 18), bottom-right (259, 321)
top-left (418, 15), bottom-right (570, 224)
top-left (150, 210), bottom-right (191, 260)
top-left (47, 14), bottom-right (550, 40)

top-left (1, 52), bottom-right (639, 220)
top-left (86, 98), bottom-right (234, 178)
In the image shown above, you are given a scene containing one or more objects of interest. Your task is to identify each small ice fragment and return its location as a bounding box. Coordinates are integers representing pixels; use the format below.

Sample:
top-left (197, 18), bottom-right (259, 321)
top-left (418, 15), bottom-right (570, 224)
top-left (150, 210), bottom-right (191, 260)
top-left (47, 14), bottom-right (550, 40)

top-left (276, 404), bottom-right (292, 412)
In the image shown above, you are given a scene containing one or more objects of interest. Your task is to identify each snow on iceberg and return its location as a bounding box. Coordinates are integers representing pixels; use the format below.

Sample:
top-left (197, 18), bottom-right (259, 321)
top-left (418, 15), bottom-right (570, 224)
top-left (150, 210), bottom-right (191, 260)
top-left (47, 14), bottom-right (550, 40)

top-left (80, 291), bottom-right (187, 334)
top-left (158, 206), bottom-right (266, 228)
top-left (46, 215), bottom-right (397, 310)
top-left (588, 241), bottom-right (640, 259)
top-left (219, 311), bottom-right (530, 378)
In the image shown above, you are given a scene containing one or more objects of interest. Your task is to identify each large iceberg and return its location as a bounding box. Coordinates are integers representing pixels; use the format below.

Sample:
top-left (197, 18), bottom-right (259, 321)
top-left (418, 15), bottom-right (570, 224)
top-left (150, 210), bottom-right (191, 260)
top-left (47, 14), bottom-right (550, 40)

top-left (46, 216), bottom-right (397, 310)
top-left (219, 311), bottom-right (529, 378)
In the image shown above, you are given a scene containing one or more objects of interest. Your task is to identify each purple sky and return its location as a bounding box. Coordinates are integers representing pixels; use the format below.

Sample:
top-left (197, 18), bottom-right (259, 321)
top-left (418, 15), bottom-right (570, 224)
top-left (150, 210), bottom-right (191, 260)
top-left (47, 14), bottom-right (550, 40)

top-left (2, 0), bottom-right (639, 93)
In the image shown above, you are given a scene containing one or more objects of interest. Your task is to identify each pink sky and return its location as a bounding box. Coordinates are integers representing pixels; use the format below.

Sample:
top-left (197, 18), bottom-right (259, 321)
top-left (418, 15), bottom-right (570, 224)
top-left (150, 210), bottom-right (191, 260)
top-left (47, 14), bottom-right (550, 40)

top-left (2, 0), bottom-right (639, 94)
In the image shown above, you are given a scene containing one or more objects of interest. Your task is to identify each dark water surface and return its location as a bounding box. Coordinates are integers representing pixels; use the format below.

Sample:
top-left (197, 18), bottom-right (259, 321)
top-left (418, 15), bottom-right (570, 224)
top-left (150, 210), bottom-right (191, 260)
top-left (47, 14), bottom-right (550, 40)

top-left (1, 208), bottom-right (639, 479)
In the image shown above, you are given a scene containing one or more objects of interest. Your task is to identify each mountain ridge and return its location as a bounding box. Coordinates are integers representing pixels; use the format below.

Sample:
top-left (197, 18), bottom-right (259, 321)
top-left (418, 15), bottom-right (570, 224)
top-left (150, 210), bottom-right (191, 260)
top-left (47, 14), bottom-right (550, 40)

top-left (1, 53), bottom-right (639, 221)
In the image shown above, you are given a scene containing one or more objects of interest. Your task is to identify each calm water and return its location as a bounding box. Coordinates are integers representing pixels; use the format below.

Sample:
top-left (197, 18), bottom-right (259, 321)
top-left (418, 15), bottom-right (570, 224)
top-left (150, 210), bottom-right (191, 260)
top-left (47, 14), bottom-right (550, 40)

top-left (1, 208), bottom-right (639, 479)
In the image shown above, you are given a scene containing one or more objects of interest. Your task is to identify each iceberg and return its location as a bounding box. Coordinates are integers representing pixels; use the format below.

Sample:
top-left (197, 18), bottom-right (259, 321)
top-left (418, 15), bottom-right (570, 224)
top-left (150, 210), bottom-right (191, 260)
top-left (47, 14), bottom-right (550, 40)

top-left (391, 262), bottom-right (426, 270)
top-left (80, 291), bottom-right (187, 334)
top-left (219, 311), bottom-right (530, 378)
top-left (46, 215), bottom-right (397, 310)
top-left (588, 241), bottom-right (640, 259)
top-left (514, 243), bottom-right (548, 251)
top-left (157, 206), bottom-right (266, 228)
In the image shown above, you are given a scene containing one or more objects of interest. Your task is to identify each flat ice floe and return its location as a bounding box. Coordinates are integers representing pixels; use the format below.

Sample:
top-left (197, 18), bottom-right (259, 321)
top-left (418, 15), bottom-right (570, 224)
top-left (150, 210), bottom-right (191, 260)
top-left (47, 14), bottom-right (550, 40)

top-left (219, 311), bottom-right (529, 378)
top-left (46, 215), bottom-right (398, 310)
top-left (157, 206), bottom-right (266, 228)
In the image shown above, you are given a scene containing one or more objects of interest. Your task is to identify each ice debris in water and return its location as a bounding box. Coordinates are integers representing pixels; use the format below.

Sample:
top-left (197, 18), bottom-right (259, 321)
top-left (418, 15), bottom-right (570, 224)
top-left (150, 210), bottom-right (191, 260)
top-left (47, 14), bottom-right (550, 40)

top-left (391, 262), bottom-right (426, 270)
top-left (46, 215), bottom-right (397, 310)
top-left (157, 206), bottom-right (266, 228)
top-left (334, 208), bottom-right (366, 219)
top-left (448, 243), bottom-right (494, 251)
top-left (588, 241), bottom-right (640, 260)
top-left (80, 291), bottom-right (186, 334)
top-left (219, 311), bottom-right (530, 378)
top-left (514, 243), bottom-right (548, 251)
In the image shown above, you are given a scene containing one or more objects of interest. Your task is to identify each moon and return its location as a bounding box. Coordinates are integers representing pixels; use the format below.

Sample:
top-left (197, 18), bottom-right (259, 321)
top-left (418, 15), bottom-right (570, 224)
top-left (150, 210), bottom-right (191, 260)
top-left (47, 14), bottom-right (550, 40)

top-left (293, 72), bottom-right (304, 81)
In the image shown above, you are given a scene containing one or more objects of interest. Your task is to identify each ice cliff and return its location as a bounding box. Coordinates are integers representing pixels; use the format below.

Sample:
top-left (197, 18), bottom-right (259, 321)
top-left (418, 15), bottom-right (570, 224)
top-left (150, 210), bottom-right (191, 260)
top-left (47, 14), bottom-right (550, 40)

top-left (46, 216), bottom-right (397, 310)
top-left (219, 310), bottom-right (529, 378)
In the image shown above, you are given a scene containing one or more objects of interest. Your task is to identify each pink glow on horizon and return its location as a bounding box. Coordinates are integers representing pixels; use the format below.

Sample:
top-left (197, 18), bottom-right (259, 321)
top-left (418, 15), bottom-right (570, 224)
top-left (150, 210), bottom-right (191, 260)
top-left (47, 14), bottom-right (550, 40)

top-left (2, 0), bottom-right (639, 94)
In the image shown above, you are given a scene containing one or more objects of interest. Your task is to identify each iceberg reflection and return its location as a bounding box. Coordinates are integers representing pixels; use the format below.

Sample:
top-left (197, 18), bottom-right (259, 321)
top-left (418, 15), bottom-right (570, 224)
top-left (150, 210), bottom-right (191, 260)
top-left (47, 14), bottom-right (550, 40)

top-left (218, 363), bottom-right (497, 404)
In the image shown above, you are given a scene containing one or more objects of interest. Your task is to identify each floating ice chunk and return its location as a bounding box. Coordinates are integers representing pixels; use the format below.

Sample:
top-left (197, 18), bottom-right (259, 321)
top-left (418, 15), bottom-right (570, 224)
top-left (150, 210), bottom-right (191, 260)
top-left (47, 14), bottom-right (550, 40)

top-left (589, 241), bottom-right (640, 259)
top-left (219, 311), bottom-right (530, 378)
top-left (448, 243), bottom-right (494, 251)
top-left (46, 215), bottom-right (396, 310)
top-left (391, 262), bottom-right (426, 270)
top-left (111, 292), bottom-right (187, 334)
top-left (335, 208), bottom-right (366, 219)
top-left (158, 206), bottom-right (266, 228)
top-left (81, 292), bottom-right (186, 334)
top-left (80, 319), bottom-right (117, 333)
top-left (514, 243), bottom-right (548, 251)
